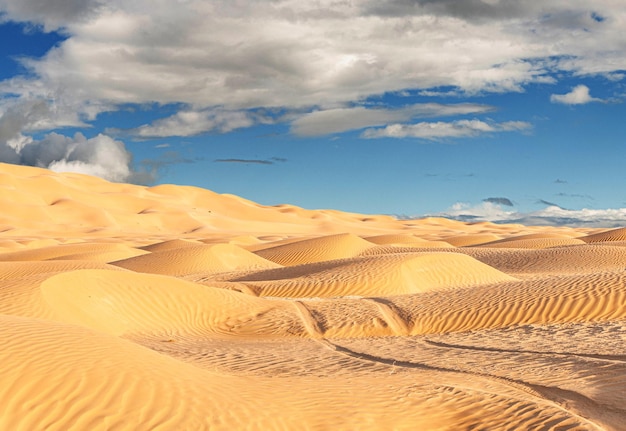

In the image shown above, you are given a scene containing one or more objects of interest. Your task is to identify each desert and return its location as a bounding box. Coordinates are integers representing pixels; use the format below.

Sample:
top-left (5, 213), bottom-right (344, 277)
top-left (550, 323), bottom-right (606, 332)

top-left (1, 162), bottom-right (625, 430)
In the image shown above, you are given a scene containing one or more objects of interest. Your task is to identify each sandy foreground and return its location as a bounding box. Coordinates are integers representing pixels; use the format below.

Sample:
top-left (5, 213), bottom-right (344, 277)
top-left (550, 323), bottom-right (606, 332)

top-left (1, 162), bottom-right (626, 430)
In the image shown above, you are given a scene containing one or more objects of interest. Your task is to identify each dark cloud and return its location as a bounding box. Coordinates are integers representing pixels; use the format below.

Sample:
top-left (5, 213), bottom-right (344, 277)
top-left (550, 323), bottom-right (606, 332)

top-left (214, 158), bottom-right (274, 165)
top-left (361, 1), bottom-right (609, 39)
top-left (129, 152), bottom-right (202, 185)
top-left (425, 172), bottom-right (476, 179)
top-left (446, 214), bottom-right (481, 222)
top-left (483, 197), bottom-right (514, 206)
top-left (362, 0), bottom-right (532, 21)
top-left (213, 157), bottom-right (287, 165)
top-left (142, 151), bottom-right (196, 166)
top-left (556, 192), bottom-right (594, 200)
top-left (537, 199), bottom-right (568, 210)
top-left (0, 99), bottom-right (49, 145)
top-left (0, 0), bottom-right (103, 30)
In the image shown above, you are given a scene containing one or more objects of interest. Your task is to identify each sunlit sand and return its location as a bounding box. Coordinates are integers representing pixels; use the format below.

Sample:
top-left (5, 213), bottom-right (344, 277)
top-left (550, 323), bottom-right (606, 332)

top-left (1, 162), bottom-right (625, 430)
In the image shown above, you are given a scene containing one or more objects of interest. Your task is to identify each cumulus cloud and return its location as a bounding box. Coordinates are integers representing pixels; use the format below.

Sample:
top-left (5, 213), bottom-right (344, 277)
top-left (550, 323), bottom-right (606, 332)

top-left (434, 201), bottom-right (626, 227)
top-left (362, 119), bottom-right (531, 139)
top-left (291, 103), bottom-right (494, 136)
top-left (550, 85), bottom-right (602, 105)
top-left (2, 108), bottom-right (144, 186)
top-left (0, 98), bottom-right (148, 182)
top-left (9, 132), bottom-right (133, 182)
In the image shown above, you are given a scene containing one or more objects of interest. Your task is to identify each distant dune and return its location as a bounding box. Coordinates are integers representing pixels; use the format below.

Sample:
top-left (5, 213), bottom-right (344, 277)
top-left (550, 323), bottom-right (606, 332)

top-left (1, 162), bottom-right (625, 431)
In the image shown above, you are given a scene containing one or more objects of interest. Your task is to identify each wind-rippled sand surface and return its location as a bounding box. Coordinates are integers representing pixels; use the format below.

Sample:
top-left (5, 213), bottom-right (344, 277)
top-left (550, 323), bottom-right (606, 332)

top-left (1, 163), bottom-right (625, 430)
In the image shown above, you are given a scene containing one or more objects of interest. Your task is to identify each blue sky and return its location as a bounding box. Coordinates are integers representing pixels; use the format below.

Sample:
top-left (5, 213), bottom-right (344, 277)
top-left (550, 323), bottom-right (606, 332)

top-left (2, 1), bottom-right (626, 226)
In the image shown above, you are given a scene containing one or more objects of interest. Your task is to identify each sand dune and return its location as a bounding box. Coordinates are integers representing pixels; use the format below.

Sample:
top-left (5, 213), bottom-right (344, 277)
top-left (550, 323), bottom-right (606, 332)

top-left (0, 261), bottom-right (122, 321)
top-left (441, 233), bottom-right (503, 246)
top-left (217, 252), bottom-right (516, 298)
top-left (0, 242), bottom-right (148, 263)
top-left (1, 162), bottom-right (625, 430)
top-left (582, 226), bottom-right (626, 243)
top-left (0, 314), bottom-right (276, 431)
top-left (40, 269), bottom-right (300, 337)
top-left (9, 315), bottom-right (593, 431)
top-left (287, 270), bottom-right (626, 340)
top-left (139, 238), bottom-right (204, 252)
top-left (112, 243), bottom-right (281, 276)
top-left (363, 233), bottom-right (454, 248)
top-left (475, 237), bottom-right (587, 249)
top-left (0, 260), bottom-right (120, 280)
top-left (242, 235), bottom-right (317, 252)
top-left (361, 243), bottom-right (626, 276)
top-left (461, 244), bottom-right (626, 275)
top-left (253, 233), bottom-right (375, 266)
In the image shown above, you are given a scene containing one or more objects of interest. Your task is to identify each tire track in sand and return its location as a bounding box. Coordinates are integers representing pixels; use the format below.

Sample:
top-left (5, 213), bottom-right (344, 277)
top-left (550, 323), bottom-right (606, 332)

top-left (291, 297), bottom-right (621, 429)
top-left (424, 339), bottom-right (626, 364)
top-left (292, 301), bottom-right (324, 338)
top-left (363, 298), bottom-right (409, 336)
top-left (320, 339), bottom-right (620, 431)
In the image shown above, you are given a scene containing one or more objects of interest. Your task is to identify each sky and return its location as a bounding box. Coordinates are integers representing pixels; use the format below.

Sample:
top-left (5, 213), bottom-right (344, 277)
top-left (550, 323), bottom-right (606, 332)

top-left (1, 1), bottom-right (626, 227)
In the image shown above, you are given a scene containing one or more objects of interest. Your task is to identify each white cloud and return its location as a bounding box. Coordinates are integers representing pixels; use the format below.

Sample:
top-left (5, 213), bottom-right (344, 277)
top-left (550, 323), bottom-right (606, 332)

top-left (438, 201), bottom-right (516, 221)
top-left (550, 85), bottom-right (602, 105)
top-left (6, 0), bottom-right (623, 118)
top-left (434, 202), bottom-right (626, 227)
top-left (1, 1), bottom-right (624, 127)
top-left (362, 119), bottom-right (531, 139)
top-left (21, 132), bottom-right (133, 182)
top-left (291, 103), bottom-right (494, 136)
top-left (0, 98), bottom-right (144, 182)
top-left (0, 0), bottom-right (626, 177)
top-left (129, 109), bottom-right (256, 138)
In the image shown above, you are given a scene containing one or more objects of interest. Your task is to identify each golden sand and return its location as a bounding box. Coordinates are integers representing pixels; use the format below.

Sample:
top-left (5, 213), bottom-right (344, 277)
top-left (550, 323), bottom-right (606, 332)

top-left (1, 162), bottom-right (625, 430)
